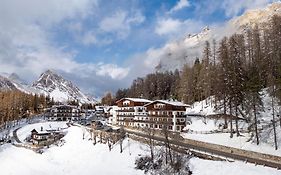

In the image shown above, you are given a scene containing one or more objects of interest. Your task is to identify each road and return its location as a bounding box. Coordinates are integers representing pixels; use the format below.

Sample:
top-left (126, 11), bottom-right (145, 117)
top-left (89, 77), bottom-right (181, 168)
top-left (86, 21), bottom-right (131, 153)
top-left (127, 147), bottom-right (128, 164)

top-left (125, 128), bottom-right (281, 169)
top-left (12, 127), bottom-right (22, 143)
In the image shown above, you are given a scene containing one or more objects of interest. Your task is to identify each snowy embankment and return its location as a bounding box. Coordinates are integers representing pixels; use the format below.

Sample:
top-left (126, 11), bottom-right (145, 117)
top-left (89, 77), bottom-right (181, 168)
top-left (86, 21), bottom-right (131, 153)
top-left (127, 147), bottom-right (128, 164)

top-left (189, 158), bottom-right (281, 175)
top-left (184, 89), bottom-right (281, 157)
top-left (0, 122), bottom-right (280, 175)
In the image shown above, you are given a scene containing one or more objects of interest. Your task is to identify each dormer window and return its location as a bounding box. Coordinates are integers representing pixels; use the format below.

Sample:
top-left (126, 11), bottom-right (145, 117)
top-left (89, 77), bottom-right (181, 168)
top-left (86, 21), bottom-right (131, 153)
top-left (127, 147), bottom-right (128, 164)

top-left (154, 103), bottom-right (165, 109)
top-left (123, 100), bottom-right (130, 106)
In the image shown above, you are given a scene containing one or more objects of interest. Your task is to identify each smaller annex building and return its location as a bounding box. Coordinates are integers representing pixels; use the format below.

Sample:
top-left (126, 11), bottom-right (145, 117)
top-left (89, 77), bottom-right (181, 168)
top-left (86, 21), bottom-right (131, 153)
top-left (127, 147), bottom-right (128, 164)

top-left (30, 129), bottom-right (53, 146)
top-left (45, 105), bottom-right (81, 121)
top-left (30, 129), bottom-right (64, 146)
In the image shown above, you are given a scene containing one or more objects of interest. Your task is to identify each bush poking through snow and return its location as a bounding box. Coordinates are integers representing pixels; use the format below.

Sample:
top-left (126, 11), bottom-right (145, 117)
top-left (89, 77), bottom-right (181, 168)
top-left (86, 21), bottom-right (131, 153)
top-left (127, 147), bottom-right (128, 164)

top-left (135, 150), bottom-right (192, 175)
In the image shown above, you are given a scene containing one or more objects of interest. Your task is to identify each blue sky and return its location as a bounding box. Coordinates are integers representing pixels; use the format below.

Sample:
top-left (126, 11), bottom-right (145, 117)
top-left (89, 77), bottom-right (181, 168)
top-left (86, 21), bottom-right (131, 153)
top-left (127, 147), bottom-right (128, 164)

top-left (52, 0), bottom-right (230, 65)
top-left (0, 0), bottom-right (277, 97)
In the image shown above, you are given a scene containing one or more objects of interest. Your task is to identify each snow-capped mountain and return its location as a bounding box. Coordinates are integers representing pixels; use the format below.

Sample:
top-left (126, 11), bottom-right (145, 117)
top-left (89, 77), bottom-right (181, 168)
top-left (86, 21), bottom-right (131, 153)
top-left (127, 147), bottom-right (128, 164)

top-left (155, 2), bottom-right (281, 72)
top-left (0, 72), bottom-right (40, 94)
top-left (231, 2), bottom-right (281, 29)
top-left (155, 27), bottom-right (211, 71)
top-left (0, 70), bottom-right (95, 104)
top-left (0, 75), bottom-right (18, 91)
top-left (32, 70), bottom-right (92, 103)
top-left (8, 73), bottom-right (28, 85)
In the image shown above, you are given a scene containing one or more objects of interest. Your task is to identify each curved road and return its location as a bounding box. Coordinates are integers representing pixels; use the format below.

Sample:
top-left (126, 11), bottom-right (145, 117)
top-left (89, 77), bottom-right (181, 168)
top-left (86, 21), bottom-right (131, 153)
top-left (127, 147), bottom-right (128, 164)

top-left (13, 127), bottom-right (22, 143)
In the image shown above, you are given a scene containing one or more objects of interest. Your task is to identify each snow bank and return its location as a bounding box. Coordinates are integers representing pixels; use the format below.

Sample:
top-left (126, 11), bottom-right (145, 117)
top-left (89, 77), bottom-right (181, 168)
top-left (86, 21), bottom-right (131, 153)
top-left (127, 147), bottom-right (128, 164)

top-left (182, 132), bottom-right (281, 157)
top-left (186, 118), bottom-right (221, 132)
top-left (190, 158), bottom-right (281, 175)
top-left (187, 97), bottom-right (220, 116)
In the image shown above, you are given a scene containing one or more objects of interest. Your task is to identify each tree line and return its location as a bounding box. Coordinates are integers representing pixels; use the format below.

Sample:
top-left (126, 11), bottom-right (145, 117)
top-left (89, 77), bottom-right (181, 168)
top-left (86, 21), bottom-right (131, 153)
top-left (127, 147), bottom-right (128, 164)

top-left (0, 90), bottom-right (54, 130)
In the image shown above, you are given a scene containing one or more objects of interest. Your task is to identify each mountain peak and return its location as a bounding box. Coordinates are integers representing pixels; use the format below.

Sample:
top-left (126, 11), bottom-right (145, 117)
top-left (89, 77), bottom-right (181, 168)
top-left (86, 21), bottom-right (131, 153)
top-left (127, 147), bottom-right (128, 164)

top-left (8, 73), bottom-right (28, 85)
top-left (0, 75), bottom-right (17, 91)
top-left (44, 69), bottom-right (55, 74)
top-left (9, 73), bottom-right (20, 80)
top-left (41, 69), bottom-right (59, 78)
top-left (32, 70), bottom-right (92, 103)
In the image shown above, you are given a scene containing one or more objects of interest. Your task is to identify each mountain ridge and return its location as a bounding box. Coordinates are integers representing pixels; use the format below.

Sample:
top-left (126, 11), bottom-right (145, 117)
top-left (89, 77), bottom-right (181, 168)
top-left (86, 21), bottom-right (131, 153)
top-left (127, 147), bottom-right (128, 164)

top-left (0, 70), bottom-right (95, 104)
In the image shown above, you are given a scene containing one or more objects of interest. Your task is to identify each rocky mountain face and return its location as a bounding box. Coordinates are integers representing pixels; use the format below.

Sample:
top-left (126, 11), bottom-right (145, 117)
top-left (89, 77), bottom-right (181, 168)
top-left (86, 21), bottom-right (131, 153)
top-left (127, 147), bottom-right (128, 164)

top-left (0, 75), bottom-right (17, 91)
top-left (31, 70), bottom-right (92, 103)
top-left (0, 70), bottom-right (94, 104)
top-left (231, 2), bottom-right (281, 29)
top-left (155, 2), bottom-right (281, 72)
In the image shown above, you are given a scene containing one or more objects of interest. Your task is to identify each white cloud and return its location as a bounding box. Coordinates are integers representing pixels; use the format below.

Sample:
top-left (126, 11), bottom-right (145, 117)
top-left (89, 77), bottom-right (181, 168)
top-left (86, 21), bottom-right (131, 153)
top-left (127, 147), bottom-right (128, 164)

top-left (80, 31), bottom-right (97, 46)
top-left (194, 0), bottom-right (275, 18)
top-left (169, 0), bottom-right (190, 13)
top-left (155, 18), bottom-right (182, 35)
top-left (67, 22), bottom-right (83, 33)
top-left (221, 0), bottom-right (273, 17)
top-left (0, 0), bottom-right (97, 28)
top-left (0, 0), bottom-right (97, 78)
top-left (0, 0), bottom-right (132, 92)
top-left (95, 63), bottom-right (130, 80)
top-left (99, 10), bottom-right (145, 39)
top-left (155, 18), bottom-right (204, 36)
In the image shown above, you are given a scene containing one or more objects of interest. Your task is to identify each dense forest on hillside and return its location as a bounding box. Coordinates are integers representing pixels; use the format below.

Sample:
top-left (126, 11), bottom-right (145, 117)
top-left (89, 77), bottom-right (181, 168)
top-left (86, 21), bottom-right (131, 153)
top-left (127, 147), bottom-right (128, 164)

top-left (0, 91), bottom-right (54, 129)
top-left (116, 15), bottom-right (281, 103)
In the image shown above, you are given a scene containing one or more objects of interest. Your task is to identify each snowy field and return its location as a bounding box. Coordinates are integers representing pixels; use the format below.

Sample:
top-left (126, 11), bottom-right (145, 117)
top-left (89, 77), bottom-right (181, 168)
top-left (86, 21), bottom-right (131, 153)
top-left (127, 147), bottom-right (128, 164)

top-left (0, 122), bottom-right (280, 175)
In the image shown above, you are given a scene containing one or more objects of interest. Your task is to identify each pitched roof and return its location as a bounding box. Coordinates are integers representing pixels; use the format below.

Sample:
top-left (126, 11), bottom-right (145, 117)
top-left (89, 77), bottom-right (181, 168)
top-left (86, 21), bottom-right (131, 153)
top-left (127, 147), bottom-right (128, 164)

top-left (145, 100), bottom-right (190, 107)
top-left (116, 98), bottom-right (152, 103)
top-left (31, 129), bottom-right (38, 133)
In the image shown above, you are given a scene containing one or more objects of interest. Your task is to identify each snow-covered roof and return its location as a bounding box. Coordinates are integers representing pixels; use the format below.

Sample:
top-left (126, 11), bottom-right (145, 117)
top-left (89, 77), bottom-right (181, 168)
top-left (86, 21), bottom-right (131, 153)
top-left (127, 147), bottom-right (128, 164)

top-left (145, 100), bottom-right (190, 107)
top-left (31, 129), bottom-right (51, 135)
top-left (95, 106), bottom-right (105, 110)
top-left (117, 98), bottom-right (152, 103)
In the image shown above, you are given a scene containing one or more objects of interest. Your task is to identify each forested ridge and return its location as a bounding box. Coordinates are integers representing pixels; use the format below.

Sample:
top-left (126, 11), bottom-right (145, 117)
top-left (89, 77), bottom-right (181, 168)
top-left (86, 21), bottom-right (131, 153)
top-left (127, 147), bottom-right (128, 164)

top-left (111, 15), bottom-right (281, 148)
top-left (0, 91), bottom-right (54, 129)
top-left (116, 15), bottom-right (281, 103)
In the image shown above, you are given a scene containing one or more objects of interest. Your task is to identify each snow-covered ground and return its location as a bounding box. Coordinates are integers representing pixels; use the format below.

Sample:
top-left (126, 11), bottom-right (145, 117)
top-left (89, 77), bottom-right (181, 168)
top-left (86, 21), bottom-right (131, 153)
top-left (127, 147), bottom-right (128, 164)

top-left (182, 132), bottom-right (281, 157)
top-left (187, 97), bottom-right (218, 116)
top-left (0, 122), bottom-right (281, 175)
top-left (184, 89), bottom-right (281, 157)
top-left (189, 158), bottom-right (281, 175)
top-left (186, 118), bottom-right (224, 132)
top-left (0, 125), bottom-right (144, 175)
